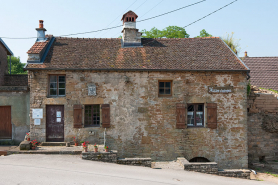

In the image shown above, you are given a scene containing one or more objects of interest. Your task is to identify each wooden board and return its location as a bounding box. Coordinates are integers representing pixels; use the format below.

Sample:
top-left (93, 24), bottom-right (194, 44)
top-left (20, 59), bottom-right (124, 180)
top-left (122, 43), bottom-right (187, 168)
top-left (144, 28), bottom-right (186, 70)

top-left (0, 106), bottom-right (12, 139)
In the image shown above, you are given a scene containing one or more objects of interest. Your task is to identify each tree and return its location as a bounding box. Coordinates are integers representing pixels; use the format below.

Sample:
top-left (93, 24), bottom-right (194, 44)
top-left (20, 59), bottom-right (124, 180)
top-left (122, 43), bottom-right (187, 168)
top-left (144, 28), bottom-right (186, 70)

top-left (195, 29), bottom-right (212, 38)
top-left (7, 56), bottom-right (27, 74)
top-left (222, 32), bottom-right (241, 55)
top-left (142, 26), bottom-right (189, 38)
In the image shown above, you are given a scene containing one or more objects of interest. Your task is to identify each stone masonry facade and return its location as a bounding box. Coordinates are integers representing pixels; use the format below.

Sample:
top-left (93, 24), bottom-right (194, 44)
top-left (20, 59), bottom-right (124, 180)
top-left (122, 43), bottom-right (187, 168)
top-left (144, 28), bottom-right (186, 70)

top-left (29, 70), bottom-right (248, 169)
top-left (248, 86), bottom-right (278, 164)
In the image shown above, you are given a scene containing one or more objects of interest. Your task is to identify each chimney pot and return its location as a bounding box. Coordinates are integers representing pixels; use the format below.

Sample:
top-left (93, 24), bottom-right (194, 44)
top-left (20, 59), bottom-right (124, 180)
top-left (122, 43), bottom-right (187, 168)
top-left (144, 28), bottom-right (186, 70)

top-left (244, 51), bottom-right (248, 57)
top-left (39, 20), bottom-right (44, 29)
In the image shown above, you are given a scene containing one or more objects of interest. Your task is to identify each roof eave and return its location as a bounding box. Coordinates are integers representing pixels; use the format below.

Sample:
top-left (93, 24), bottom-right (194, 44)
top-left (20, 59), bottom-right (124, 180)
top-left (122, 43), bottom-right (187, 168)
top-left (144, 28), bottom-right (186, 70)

top-left (0, 38), bottom-right (13, 56)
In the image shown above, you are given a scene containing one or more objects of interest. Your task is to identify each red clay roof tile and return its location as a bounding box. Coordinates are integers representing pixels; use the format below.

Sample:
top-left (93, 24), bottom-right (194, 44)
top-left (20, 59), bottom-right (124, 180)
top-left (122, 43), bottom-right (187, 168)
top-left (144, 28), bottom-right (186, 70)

top-left (26, 37), bottom-right (248, 71)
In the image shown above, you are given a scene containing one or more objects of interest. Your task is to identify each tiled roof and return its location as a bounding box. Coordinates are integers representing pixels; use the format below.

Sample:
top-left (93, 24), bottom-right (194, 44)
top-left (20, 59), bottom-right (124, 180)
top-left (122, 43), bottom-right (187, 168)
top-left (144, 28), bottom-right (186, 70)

top-left (27, 35), bottom-right (51, 54)
top-left (242, 57), bottom-right (278, 90)
top-left (26, 37), bottom-right (248, 71)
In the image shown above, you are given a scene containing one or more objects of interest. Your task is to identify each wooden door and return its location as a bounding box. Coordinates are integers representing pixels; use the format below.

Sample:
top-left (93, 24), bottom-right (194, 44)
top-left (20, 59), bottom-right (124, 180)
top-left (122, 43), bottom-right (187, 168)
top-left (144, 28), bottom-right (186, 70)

top-left (46, 105), bottom-right (64, 142)
top-left (0, 106), bottom-right (12, 139)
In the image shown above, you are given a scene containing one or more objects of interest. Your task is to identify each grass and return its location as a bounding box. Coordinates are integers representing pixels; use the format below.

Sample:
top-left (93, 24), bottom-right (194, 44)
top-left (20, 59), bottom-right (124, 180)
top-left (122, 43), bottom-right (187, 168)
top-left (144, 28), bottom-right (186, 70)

top-left (266, 172), bottom-right (278, 178)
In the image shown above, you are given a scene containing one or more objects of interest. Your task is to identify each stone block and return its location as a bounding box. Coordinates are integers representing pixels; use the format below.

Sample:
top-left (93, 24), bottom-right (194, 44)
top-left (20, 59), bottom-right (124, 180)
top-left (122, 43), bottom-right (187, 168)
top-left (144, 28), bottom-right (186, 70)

top-left (19, 141), bottom-right (31, 150)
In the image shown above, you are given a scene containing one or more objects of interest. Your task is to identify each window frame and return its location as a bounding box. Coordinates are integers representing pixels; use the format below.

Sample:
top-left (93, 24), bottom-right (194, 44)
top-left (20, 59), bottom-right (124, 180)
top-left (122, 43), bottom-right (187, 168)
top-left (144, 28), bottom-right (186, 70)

top-left (48, 75), bottom-right (66, 97)
top-left (84, 104), bottom-right (101, 128)
top-left (158, 80), bottom-right (173, 97)
top-left (187, 103), bottom-right (204, 127)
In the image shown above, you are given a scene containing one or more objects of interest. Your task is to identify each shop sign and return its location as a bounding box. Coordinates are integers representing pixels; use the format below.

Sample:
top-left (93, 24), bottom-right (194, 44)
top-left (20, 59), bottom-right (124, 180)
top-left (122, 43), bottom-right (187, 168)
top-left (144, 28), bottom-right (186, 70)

top-left (208, 86), bottom-right (233, 94)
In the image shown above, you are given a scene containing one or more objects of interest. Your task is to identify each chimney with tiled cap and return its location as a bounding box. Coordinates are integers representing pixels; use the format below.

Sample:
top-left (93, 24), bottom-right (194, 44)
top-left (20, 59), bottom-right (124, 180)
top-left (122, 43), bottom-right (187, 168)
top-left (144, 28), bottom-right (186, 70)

top-left (36, 20), bottom-right (47, 42)
top-left (121, 11), bottom-right (142, 47)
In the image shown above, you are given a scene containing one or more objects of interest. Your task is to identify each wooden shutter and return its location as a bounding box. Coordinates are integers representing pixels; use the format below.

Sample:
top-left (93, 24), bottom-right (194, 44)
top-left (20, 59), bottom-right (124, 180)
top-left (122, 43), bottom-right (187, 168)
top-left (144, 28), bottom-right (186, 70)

top-left (102, 104), bottom-right (110, 128)
top-left (207, 103), bottom-right (217, 129)
top-left (176, 103), bottom-right (186, 129)
top-left (73, 105), bottom-right (82, 128)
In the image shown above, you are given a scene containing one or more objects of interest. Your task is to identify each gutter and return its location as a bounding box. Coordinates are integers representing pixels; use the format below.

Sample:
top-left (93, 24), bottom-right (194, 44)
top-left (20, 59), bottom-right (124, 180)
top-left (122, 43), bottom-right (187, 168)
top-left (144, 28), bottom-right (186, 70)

top-left (24, 68), bottom-right (250, 72)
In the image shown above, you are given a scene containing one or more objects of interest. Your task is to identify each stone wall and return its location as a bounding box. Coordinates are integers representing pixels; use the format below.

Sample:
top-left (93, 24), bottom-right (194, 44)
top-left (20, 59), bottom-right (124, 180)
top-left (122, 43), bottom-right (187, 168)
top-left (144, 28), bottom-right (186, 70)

top-left (248, 86), bottom-right (278, 164)
top-left (29, 70), bottom-right (248, 169)
top-left (4, 75), bottom-right (28, 86)
top-left (0, 91), bottom-right (30, 142)
top-left (0, 44), bottom-right (7, 86)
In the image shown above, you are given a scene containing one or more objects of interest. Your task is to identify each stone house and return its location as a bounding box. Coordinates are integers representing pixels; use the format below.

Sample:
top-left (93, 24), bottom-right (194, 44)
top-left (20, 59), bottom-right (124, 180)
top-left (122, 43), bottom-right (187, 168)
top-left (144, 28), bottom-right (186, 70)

top-left (0, 38), bottom-right (29, 142)
top-left (25, 11), bottom-right (249, 169)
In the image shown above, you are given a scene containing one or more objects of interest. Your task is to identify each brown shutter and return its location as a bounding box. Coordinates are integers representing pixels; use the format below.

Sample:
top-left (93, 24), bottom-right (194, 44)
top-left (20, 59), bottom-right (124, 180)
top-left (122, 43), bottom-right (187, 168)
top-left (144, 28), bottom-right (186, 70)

top-left (73, 105), bottom-right (82, 128)
top-left (102, 104), bottom-right (110, 128)
top-left (207, 103), bottom-right (217, 129)
top-left (176, 103), bottom-right (186, 129)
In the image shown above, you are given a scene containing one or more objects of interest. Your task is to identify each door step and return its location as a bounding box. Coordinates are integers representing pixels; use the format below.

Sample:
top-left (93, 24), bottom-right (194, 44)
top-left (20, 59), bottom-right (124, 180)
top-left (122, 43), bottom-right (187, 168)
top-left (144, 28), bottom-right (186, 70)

top-left (40, 142), bottom-right (69, 146)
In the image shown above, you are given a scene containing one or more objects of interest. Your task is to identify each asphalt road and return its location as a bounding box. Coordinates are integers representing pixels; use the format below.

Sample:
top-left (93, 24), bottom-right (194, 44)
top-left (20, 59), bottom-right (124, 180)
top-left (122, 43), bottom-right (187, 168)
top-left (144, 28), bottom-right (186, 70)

top-left (0, 154), bottom-right (275, 185)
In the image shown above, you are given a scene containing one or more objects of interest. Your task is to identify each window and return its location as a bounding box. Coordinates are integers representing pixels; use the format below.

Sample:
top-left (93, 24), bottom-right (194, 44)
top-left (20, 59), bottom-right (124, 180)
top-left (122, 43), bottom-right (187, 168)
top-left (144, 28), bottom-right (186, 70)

top-left (158, 80), bottom-right (172, 97)
top-left (187, 104), bottom-right (204, 127)
top-left (49, 75), bottom-right (66, 96)
top-left (85, 105), bottom-right (100, 127)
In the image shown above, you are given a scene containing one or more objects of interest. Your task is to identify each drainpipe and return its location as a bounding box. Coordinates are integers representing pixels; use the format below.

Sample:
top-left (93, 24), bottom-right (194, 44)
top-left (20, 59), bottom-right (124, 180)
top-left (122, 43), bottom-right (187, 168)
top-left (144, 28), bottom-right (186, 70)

top-left (9, 55), bottom-right (11, 74)
top-left (104, 128), bottom-right (106, 147)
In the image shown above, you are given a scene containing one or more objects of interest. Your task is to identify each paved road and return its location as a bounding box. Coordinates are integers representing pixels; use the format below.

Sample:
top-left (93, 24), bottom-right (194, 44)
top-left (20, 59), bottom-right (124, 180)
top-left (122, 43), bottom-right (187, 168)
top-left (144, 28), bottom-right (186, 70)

top-left (0, 154), bottom-right (275, 185)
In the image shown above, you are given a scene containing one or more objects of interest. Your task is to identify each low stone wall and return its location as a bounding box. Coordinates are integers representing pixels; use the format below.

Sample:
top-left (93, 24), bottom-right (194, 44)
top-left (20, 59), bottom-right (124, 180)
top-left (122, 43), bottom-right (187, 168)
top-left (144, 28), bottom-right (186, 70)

top-left (184, 162), bottom-right (251, 179)
top-left (218, 169), bottom-right (251, 179)
top-left (82, 151), bottom-right (151, 167)
top-left (117, 158), bottom-right (151, 167)
top-left (82, 151), bottom-right (118, 163)
top-left (184, 162), bottom-right (218, 174)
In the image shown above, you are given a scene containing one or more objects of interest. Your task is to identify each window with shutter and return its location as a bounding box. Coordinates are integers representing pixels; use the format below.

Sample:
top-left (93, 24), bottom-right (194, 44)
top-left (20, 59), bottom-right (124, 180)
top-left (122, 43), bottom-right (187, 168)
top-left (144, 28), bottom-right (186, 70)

top-left (73, 105), bottom-right (82, 128)
top-left (176, 103), bottom-right (186, 129)
top-left (207, 103), bottom-right (217, 129)
top-left (102, 104), bottom-right (110, 128)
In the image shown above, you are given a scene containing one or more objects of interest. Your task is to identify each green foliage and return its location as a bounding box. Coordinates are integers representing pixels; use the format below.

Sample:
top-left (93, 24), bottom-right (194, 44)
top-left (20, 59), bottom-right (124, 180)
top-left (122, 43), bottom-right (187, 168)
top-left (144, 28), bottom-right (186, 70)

top-left (142, 26), bottom-right (189, 38)
top-left (0, 140), bottom-right (20, 146)
top-left (259, 87), bottom-right (278, 94)
top-left (7, 56), bottom-right (27, 74)
top-left (247, 81), bottom-right (251, 96)
top-left (195, 29), bottom-right (212, 38)
top-left (222, 32), bottom-right (241, 55)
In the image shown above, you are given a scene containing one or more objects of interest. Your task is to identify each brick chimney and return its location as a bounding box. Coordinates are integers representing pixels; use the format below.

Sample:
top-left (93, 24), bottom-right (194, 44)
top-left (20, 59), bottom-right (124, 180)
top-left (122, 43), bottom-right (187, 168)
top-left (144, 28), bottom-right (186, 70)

top-left (36, 20), bottom-right (47, 42)
top-left (121, 11), bottom-right (142, 47)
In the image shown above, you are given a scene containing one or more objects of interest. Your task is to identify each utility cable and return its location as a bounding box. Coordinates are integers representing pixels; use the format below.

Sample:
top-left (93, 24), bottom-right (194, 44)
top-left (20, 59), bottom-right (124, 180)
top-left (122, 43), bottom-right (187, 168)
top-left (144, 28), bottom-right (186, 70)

top-left (0, 0), bottom-right (206, 39)
top-left (183, 0), bottom-right (238, 28)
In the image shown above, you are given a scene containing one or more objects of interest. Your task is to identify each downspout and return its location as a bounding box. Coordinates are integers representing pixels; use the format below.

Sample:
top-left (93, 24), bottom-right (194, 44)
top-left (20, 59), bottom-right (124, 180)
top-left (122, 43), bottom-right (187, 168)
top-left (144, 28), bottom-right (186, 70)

top-left (247, 71), bottom-right (250, 80)
top-left (9, 55), bottom-right (11, 74)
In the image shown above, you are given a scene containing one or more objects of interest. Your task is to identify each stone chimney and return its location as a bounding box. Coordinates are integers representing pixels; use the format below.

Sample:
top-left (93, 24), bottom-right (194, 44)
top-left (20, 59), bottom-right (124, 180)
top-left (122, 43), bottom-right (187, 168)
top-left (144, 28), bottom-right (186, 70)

top-left (244, 51), bottom-right (248, 57)
top-left (121, 11), bottom-right (142, 47)
top-left (36, 20), bottom-right (47, 42)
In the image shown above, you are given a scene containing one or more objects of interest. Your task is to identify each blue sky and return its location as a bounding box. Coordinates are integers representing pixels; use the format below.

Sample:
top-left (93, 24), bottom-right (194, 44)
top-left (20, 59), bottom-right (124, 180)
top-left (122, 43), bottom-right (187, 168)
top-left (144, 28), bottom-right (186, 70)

top-left (1, 0), bottom-right (277, 63)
